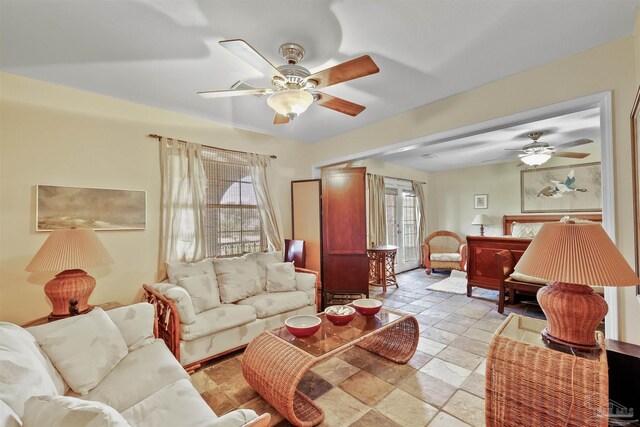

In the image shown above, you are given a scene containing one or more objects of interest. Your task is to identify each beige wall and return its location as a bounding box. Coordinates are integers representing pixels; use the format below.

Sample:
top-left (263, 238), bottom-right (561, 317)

top-left (0, 72), bottom-right (307, 324)
top-left (309, 37), bottom-right (639, 343)
top-left (427, 144), bottom-right (602, 238)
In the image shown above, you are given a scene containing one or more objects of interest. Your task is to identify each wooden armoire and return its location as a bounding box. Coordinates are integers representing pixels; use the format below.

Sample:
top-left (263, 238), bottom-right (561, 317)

top-left (291, 167), bottom-right (368, 308)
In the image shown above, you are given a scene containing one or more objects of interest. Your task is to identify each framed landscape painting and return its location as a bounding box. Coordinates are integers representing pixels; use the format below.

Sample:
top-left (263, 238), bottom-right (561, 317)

top-left (520, 162), bottom-right (602, 213)
top-left (37, 185), bottom-right (146, 231)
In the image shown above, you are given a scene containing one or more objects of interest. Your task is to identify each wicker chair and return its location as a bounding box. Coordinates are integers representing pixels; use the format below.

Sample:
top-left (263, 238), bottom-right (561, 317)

top-left (421, 231), bottom-right (467, 275)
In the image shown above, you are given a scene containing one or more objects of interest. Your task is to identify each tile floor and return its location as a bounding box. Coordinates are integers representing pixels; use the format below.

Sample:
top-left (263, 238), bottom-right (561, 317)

top-left (190, 269), bottom-right (543, 427)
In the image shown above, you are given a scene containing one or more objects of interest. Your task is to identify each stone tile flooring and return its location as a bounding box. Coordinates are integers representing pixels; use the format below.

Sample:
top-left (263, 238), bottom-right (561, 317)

top-left (191, 269), bottom-right (544, 426)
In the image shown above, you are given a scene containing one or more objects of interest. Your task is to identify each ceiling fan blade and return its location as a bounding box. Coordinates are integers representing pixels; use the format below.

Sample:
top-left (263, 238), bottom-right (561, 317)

top-left (315, 92), bottom-right (366, 116)
top-left (504, 148), bottom-right (526, 152)
top-left (554, 138), bottom-right (593, 149)
top-left (307, 55), bottom-right (379, 89)
top-left (230, 80), bottom-right (256, 90)
top-left (273, 114), bottom-right (290, 125)
top-left (219, 39), bottom-right (285, 81)
top-left (197, 88), bottom-right (271, 98)
top-left (552, 151), bottom-right (591, 159)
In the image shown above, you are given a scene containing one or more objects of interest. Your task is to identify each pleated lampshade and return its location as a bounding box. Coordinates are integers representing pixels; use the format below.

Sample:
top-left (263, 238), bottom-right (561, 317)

top-left (26, 228), bottom-right (114, 272)
top-left (515, 222), bottom-right (639, 287)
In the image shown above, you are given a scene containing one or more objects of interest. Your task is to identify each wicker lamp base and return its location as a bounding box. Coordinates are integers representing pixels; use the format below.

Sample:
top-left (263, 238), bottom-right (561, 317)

top-left (44, 269), bottom-right (95, 320)
top-left (536, 281), bottom-right (608, 351)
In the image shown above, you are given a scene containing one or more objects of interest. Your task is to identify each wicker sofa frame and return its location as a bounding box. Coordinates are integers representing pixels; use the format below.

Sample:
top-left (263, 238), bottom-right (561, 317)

top-left (143, 267), bottom-right (321, 373)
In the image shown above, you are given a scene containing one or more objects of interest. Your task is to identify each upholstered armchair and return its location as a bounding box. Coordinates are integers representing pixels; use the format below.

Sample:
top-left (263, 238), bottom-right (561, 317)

top-left (421, 231), bottom-right (467, 274)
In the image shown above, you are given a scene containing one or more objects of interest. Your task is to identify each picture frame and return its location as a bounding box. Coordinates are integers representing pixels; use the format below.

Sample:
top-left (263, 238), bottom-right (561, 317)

top-left (520, 162), bottom-right (602, 213)
top-left (36, 185), bottom-right (146, 231)
top-left (474, 194), bottom-right (488, 209)
top-left (631, 86), bottom-right (640, 287)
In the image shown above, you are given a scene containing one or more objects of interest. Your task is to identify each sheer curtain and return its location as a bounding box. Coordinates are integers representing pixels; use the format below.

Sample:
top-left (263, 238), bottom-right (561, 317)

top-left (158, 138), bottom-right (207, 279)
top-left (367, 174), bottom-right (387, 247)
top-left (412, 181), bottom-right (428, 262)
top-left (249, 154), bottom-right (284, 252)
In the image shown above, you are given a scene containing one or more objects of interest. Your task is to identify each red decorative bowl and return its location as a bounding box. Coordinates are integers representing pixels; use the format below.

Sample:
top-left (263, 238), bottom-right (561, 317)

top-left (353, 298), bottom-right (383, 316)
top-left (285, 315), bottom-right (321, 338)
top-left (324, 305), bottom-right (356, 326)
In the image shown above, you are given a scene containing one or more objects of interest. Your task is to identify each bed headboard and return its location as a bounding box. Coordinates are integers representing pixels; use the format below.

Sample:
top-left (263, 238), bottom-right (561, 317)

top-left (503, 214), bottom-right (603, 236)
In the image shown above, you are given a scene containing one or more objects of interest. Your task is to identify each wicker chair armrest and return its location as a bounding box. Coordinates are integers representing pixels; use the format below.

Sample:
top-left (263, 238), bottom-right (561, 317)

top-left (143, 284), bottom-right (181, 364)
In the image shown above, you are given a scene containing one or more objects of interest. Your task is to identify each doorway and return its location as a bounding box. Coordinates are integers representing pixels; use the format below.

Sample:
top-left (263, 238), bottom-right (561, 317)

top-left (385, 182), bottom-right (420, 273)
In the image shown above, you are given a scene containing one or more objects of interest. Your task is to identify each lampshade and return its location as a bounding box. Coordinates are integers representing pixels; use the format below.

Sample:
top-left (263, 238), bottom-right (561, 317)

top-left (26, 228), bottom-right (114, 272)
top-left (471, 214), bottom-right (489, 225)
top-left (515, 222), bottom-right (640, 287)
top-left (267, 89), bottom-right (313, 120)
top-left (520, 153), bottom-right (551, 166)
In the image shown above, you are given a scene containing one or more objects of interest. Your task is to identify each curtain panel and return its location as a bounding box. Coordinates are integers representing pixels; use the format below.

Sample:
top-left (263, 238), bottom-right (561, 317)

top-left (412, 181), bottom-right (428, 265)
top-left (367, 174), bottom-right (387, 247)
top-left (248, 154), bottom-right (284, 252)
top-left (158, 139), bottom-right (207, 280)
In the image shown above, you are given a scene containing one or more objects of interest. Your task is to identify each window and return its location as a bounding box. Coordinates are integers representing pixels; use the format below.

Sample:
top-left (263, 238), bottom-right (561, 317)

top-left (385, 189), bottom-right (398, 246)
top-left (201, 149), bottom-right (266, 257)
top-left (402, 191), bottom-right (419, 263)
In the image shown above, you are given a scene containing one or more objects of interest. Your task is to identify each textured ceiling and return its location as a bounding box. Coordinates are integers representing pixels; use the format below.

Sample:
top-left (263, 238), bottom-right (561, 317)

top-left (0, 0), bottom-right (636, 144)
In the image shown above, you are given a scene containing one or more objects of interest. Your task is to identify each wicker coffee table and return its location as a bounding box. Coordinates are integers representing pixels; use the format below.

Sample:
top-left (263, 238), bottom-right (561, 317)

top-left (241, 308), bottom-right (419, 427)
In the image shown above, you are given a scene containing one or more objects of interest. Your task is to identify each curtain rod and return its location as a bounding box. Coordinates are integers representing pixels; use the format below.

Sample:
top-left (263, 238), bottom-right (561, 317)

top-left (368, 172), bottom-right (425, 185)
top-left (147, 134), bottom-right (277, 159)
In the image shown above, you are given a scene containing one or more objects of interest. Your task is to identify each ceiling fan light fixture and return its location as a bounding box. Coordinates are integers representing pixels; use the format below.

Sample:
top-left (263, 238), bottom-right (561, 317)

top-left (521, 153), bottom-right (551, 166)
top-left (267, 89), bottom-right (313, 120)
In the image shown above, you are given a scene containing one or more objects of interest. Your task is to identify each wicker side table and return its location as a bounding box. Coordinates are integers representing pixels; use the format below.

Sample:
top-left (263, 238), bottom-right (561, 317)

top-left (486, 314), bottom-right (608, 427)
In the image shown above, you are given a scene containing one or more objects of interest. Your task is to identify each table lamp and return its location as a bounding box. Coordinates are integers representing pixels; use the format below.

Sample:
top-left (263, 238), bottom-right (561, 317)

top-left (26, 228), bottom-right (114, 320)
top-left (471, 214), bottom-right (489, 236)
top-left (515, 222), bottom-right (640, 351)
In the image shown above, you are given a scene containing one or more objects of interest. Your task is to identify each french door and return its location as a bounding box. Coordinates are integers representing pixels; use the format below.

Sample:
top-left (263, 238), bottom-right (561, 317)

top-left (385, 187), bottom-right (420, 273)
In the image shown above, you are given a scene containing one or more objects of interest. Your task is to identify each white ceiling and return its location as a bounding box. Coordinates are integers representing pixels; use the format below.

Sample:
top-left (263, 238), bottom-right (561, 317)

top-left (372, 107), bottom-right (601, 172)
top-left (0, 0), bottom-right (637, 144)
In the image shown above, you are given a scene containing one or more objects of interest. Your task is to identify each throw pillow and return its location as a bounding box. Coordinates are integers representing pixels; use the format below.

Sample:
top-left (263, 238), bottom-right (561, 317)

top-left (266, 262), bottom-right (297, 293)
top-left (105, 303), bottom-right (155, 351)
top-left (166, 259), bottom-right (216, 286)
top-left (39, 308), bottom-right (128, 395)
top-left (246, 251), bottom-right (283, 289)
top-left (22, 395), bottom-right (131, 427)
top-left (510, 222), bottom-right (544, 238)
top-left (213, 256), bottom-right (262, 303)
top-left (177, 274), bottom-right (221, 313)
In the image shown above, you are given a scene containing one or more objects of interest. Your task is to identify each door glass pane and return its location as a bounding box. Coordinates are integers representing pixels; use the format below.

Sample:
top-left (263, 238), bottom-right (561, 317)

top-left (402, 193), bottom-right (418, 263)
top-left (385, 193), bottom-right (397, 246)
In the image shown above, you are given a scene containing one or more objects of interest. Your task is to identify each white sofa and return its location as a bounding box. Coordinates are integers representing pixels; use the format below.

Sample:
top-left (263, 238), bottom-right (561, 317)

top-left (0, 303), bottom-right (269, 427)
top-left (144, 252), bottom-right (319, 371)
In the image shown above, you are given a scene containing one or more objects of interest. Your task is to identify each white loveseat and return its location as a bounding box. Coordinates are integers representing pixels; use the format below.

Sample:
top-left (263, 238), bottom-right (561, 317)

top-left (144, 252), bottom-right (319, 371)
top-left (0, 303), bottom-right (269, 427)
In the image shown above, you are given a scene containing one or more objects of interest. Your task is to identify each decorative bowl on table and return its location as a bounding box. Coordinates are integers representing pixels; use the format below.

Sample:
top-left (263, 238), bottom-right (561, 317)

top-left (324, 305), bottom-right (356, 326)
top-left (285, 315), bottom-right (321, 338)
top-left (353, 298), bottom-right (383, 316)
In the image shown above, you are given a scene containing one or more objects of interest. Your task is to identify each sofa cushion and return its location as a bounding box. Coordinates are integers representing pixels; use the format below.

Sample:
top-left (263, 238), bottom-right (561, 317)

top-left (0, 322), bottom-right (66, 417)
top-left (511, 222), bottom-right (544, 238)
top-left (22, 395), bottom-right (131, 427)
top-left (0, 400), bottom-right (20, 427)
top-left (105, 303), bottom-right (156, 351)
top-left (180, 304), bottom-right (257, 341)
top-left (246, 251), bottom-right (283, 290)
top-left (266, 262), bottom-right (296, 293)
top-left (150, 283), bottom-right (197, 325)
top-left (121, 378), bottom-right (219, 427)
top-left (213, 257), bottom-right (262, 303)
top-left (39, 308), bottom-right (128, 395)
top-left (177, 274), bottom-right (221, 314)
top-left (237, 291), bottom-right (310, 319)
top-left (430, 253), bottom-right (462, 262)
top-left (80, 339), bottom-right (189, 412)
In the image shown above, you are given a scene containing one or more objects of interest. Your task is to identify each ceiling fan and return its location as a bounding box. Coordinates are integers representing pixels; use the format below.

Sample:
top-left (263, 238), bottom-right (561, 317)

top-left (505, 131), bottom-right (592, 167)
top-left (197, 39), bottom-right (380, 124)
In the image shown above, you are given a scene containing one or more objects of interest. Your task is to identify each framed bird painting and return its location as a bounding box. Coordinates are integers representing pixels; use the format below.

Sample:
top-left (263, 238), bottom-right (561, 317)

top-left (520, 162), bottom-right (602, 213)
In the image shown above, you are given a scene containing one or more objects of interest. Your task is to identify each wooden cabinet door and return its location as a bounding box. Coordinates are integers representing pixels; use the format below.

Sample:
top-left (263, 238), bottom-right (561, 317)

top-left (321, 167), bottom-right (368, 294)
